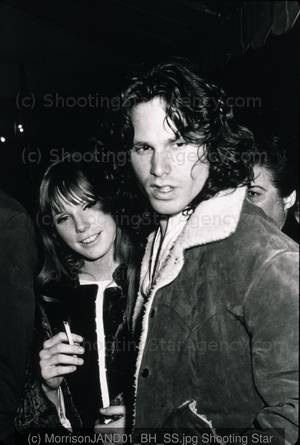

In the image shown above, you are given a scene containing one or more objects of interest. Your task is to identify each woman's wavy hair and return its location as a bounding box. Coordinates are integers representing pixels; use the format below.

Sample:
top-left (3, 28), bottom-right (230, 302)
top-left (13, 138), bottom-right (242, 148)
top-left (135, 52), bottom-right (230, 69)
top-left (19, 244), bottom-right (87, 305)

top-left (37, 159), bottom-right (136, 288)
top-left (121, 61), bottom-right (255, 207)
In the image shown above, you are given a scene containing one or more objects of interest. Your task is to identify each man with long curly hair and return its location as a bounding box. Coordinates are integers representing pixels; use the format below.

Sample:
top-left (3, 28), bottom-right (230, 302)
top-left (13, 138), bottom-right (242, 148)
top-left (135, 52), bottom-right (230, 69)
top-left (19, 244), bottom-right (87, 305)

top-left (120, 61), bottom-right (299, 443)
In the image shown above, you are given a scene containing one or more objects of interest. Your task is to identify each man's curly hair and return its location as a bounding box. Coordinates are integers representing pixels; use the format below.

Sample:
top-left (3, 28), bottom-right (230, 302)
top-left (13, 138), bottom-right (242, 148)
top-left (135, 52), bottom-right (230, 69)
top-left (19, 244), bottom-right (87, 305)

top-left (121, 61), bottom-right (255, 207)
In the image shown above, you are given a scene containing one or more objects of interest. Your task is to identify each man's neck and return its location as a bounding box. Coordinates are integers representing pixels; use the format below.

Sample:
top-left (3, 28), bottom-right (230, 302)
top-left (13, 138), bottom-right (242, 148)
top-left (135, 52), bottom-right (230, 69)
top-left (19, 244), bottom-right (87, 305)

top-left (159, 210), bottom-right (189, 237)
top-left (159, 216), bottom-right (169, 237)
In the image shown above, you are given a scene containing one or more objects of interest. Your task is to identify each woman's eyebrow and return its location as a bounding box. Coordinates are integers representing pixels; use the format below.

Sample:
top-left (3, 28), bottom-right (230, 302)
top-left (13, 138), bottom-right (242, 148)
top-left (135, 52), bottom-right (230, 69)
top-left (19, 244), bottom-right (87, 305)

top-left (249, 185), bottom-right (267, 191)
top-left (53, 211), bottom-right (65, 217)
top-left (52, 204), bottom-right (68, 215)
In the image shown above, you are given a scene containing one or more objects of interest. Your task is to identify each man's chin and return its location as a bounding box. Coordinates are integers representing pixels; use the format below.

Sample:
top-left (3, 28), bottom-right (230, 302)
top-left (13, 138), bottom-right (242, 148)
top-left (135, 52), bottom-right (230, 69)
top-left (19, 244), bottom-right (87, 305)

top-left (150, 199), bottom-right (183, 217)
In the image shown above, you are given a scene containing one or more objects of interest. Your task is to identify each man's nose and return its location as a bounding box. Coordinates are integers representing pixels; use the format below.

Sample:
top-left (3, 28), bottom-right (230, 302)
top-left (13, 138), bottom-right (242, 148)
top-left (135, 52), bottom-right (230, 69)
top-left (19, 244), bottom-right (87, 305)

top-left (150, 150), bottom-right (171, 177)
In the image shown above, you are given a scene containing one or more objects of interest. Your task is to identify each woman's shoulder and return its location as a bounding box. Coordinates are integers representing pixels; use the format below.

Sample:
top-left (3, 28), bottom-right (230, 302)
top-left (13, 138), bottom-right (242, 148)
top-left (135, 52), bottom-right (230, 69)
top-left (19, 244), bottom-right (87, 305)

top-left (39, 278), bottom-right (78, 299)
top-left (39, 281), bottom-right (102, 310)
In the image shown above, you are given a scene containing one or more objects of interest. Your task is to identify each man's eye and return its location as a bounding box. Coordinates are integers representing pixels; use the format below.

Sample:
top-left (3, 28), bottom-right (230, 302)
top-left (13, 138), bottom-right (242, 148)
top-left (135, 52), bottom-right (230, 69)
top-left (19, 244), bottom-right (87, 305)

top-left (174, 140), bottom-right (186, 148)
top-left (132, 144), bottom-right (152, 154)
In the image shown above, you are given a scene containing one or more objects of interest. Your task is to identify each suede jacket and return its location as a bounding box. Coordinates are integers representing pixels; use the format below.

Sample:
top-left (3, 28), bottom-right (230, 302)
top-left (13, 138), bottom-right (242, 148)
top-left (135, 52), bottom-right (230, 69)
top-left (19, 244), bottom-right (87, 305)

top-left (131, 187), bottom-right (299, 444)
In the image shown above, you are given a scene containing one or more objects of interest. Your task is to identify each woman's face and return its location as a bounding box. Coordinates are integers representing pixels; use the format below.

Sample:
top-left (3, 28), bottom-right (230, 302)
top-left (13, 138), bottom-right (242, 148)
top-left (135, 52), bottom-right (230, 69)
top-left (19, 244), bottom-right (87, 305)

top-left (247, 164), bottom-right (293, 229)
top-left (52, 199), bottom-right (116, 263)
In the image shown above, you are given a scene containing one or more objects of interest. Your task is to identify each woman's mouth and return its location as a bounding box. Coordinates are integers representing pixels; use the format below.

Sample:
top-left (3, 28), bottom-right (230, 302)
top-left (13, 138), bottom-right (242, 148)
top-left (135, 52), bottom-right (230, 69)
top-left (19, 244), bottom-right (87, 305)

top-left (80, 232), bottom-right (101, 245)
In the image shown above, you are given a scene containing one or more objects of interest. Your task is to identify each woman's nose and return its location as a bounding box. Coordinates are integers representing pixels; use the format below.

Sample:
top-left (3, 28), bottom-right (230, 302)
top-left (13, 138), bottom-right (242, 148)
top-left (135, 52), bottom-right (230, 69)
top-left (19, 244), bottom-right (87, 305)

top-left (74, 214), bottom-right (91, 233)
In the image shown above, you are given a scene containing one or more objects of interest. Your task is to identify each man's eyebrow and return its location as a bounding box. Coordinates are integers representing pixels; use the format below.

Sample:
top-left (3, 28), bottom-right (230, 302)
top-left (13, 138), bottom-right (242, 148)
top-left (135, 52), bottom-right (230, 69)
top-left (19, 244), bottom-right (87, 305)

top-left (132, 135), bottom-right (182, 146)
top-left (168, 135), bottom-right (179, 142)
top-left (132, 140), bottom-right (146, 145)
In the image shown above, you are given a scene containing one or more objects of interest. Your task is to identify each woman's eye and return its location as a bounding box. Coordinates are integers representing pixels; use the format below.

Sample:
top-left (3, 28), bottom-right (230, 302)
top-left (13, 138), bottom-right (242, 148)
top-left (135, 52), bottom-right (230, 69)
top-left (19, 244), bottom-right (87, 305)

top-left (83, 201), bottom-right (96, 210)
top-left (56, 215), bottom-right (68, 224)
top-left (247, 189), bottom-right (260, 200)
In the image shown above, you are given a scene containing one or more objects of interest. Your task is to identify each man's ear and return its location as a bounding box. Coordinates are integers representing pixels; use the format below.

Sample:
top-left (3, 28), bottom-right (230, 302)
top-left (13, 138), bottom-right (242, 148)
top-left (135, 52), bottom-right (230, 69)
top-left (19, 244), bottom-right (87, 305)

top-left (283, 190), bottom-right (297, 210)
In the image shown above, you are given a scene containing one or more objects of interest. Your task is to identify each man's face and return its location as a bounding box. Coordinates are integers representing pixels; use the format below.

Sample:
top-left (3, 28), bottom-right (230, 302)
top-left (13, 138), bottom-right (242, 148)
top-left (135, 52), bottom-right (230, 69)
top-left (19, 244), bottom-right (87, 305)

top-left (130, 97), bottom-right (209, 216)
top-left (247, 164), bottom-right (293, 228)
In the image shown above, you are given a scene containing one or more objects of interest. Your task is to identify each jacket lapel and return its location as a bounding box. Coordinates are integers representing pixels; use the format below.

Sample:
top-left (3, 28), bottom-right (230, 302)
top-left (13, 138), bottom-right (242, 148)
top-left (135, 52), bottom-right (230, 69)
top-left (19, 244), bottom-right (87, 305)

top-left (132, 186), bottom-right (247, 413)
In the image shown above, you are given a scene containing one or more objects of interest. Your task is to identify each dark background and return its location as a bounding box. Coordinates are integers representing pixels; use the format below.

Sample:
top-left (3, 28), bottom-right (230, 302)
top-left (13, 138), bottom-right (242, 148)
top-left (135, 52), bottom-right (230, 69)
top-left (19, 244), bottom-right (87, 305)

top-left (0, 0), bottom-right (299, 216)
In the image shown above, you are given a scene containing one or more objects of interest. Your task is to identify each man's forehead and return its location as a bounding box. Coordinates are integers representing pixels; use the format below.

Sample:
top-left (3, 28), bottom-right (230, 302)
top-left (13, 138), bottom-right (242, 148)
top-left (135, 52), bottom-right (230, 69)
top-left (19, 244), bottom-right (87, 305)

top-left (132, 97), bottom-right (166, 119)
top-left (132, 98), bottom-right (178, 141)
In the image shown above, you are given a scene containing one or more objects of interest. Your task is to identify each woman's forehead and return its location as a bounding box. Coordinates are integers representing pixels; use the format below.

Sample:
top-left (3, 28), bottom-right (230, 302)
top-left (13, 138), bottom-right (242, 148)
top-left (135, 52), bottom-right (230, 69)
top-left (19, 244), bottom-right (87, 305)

top-left (51, 184), bottom-right (94, 214)
top-left (253, 164), bottom-right (273, 182)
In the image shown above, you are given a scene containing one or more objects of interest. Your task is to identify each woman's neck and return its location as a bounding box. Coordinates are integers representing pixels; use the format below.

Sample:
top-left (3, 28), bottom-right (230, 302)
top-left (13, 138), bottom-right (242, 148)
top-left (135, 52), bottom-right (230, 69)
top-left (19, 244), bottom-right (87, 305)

top-left (80, 252), bottom-right (119, 282)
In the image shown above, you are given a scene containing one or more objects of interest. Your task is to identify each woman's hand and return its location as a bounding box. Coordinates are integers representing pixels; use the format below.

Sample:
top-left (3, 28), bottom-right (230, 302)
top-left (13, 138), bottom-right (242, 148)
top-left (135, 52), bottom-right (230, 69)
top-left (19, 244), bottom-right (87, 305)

top-left (39, 331), bottom-right (84, 391)
top-left (94, 405), bottom-right (126, 433)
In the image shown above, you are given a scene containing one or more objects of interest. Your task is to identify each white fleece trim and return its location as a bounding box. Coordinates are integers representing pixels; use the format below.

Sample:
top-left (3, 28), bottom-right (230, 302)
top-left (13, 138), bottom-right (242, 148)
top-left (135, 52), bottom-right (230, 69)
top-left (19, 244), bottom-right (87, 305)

top-left (132, 231), bottom-right (156, 331)
top-left (188, 400), bottom-right (214, 430)
top-left (132, 187), bottom-right (246, 423)
top-left (80, 279), bottom-right (115, 409)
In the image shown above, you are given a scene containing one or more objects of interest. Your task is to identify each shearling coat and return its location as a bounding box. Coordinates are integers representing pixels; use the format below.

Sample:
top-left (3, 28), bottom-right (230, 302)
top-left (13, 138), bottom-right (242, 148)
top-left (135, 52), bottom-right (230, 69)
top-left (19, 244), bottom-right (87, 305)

top-left (131, 187), bottom-right (299, 444)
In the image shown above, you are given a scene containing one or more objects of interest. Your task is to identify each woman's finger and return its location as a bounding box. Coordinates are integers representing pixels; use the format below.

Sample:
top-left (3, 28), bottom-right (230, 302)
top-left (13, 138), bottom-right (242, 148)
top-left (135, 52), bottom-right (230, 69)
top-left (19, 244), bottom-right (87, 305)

top-left (39, 343), bottom-right (84, 363)
top-left (43, 332), bottom-right (83, 349)
top-left (39, 348), bottom-right (51, 360)
top-left (100, 405), bottom-right (125, 417)
top-left (48, 343), bottom-right (84, 356)
top-left (45, 354), bottom-right (84, 367)
top-left (94, 414), bottom-right (125, 432)
top-left (42, 364), bottom-right (78, 379)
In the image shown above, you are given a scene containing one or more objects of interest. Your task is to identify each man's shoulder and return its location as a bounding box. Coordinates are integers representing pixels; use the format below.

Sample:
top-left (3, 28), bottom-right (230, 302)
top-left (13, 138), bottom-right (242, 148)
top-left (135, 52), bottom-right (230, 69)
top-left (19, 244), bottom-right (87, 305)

top-left (236, 199), bottom-right (298, 254)
top-left (0, 189), bottom-right (37, 268)
top-left (0, 189), bottom-right (29, 225)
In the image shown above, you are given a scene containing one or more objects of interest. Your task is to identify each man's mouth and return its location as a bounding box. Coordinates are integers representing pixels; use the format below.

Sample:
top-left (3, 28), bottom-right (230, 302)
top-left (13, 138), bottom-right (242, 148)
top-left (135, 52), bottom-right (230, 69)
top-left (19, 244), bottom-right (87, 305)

top-left (80, 232), bottom-right (101, 245)
top-left (150, 185), bottom-right (175, 197)
top-left (151, 185), bottom-right (174, 192)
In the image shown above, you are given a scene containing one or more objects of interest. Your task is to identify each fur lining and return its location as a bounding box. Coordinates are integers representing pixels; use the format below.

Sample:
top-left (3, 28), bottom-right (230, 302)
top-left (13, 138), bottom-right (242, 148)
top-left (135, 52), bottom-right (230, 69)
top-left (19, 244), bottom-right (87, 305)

top-left (132, 187), bottom-right (246, 423)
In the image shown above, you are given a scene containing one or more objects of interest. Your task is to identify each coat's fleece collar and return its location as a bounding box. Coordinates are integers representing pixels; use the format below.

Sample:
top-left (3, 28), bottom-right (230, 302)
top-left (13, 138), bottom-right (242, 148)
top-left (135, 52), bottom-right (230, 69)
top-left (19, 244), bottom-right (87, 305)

top-left (132, 186), bottom-right (246, 424)
top-left (133, 186), bottom-right (246, 326)
top-left (179, 186), bottom-right (246, 250)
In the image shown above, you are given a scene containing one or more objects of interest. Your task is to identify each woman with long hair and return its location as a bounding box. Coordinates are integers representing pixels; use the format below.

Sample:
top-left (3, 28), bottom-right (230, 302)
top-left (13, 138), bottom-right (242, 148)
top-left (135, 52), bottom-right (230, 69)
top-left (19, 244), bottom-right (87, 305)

top-left (16, 158), bottom-right (138, 432)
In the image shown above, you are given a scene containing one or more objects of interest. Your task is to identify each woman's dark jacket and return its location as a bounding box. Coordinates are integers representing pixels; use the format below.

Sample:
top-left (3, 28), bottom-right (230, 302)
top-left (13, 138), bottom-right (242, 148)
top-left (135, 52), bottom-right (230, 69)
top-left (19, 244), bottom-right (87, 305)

top-left (15, 264), bottom-right (132, 432)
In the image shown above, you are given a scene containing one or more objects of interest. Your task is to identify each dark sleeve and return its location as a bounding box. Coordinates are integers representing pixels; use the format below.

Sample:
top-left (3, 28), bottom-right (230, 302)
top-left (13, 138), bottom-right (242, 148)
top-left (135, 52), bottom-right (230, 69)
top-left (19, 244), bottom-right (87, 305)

top-left (244, 251), bottom-right (299, 445)
top-left (14, 368), bottom-right (81, 433)
top-left (14, 367), bottom-right (62, 432)
top-left (0, 212), bottom-right (37, 442)
top-left (14, 302), bottom-right (82, 434)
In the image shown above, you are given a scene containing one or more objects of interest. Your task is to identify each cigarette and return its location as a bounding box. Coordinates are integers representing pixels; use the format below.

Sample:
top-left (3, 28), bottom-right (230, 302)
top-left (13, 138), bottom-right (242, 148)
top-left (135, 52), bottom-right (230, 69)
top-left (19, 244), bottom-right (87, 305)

top-left (63, 320), bottom-right (74, 345)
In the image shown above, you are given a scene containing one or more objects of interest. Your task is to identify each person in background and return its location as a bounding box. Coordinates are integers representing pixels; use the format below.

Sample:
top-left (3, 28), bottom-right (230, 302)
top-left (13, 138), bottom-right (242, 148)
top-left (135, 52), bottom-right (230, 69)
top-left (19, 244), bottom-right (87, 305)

top-left (0, 189), bottom-right (37, 444)
top-left (120, 61), bottom-right (299, 442)
top-left (247, 135), bottom-right (299, 242)
top-left (15, 160), bottom-right (138, 433)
